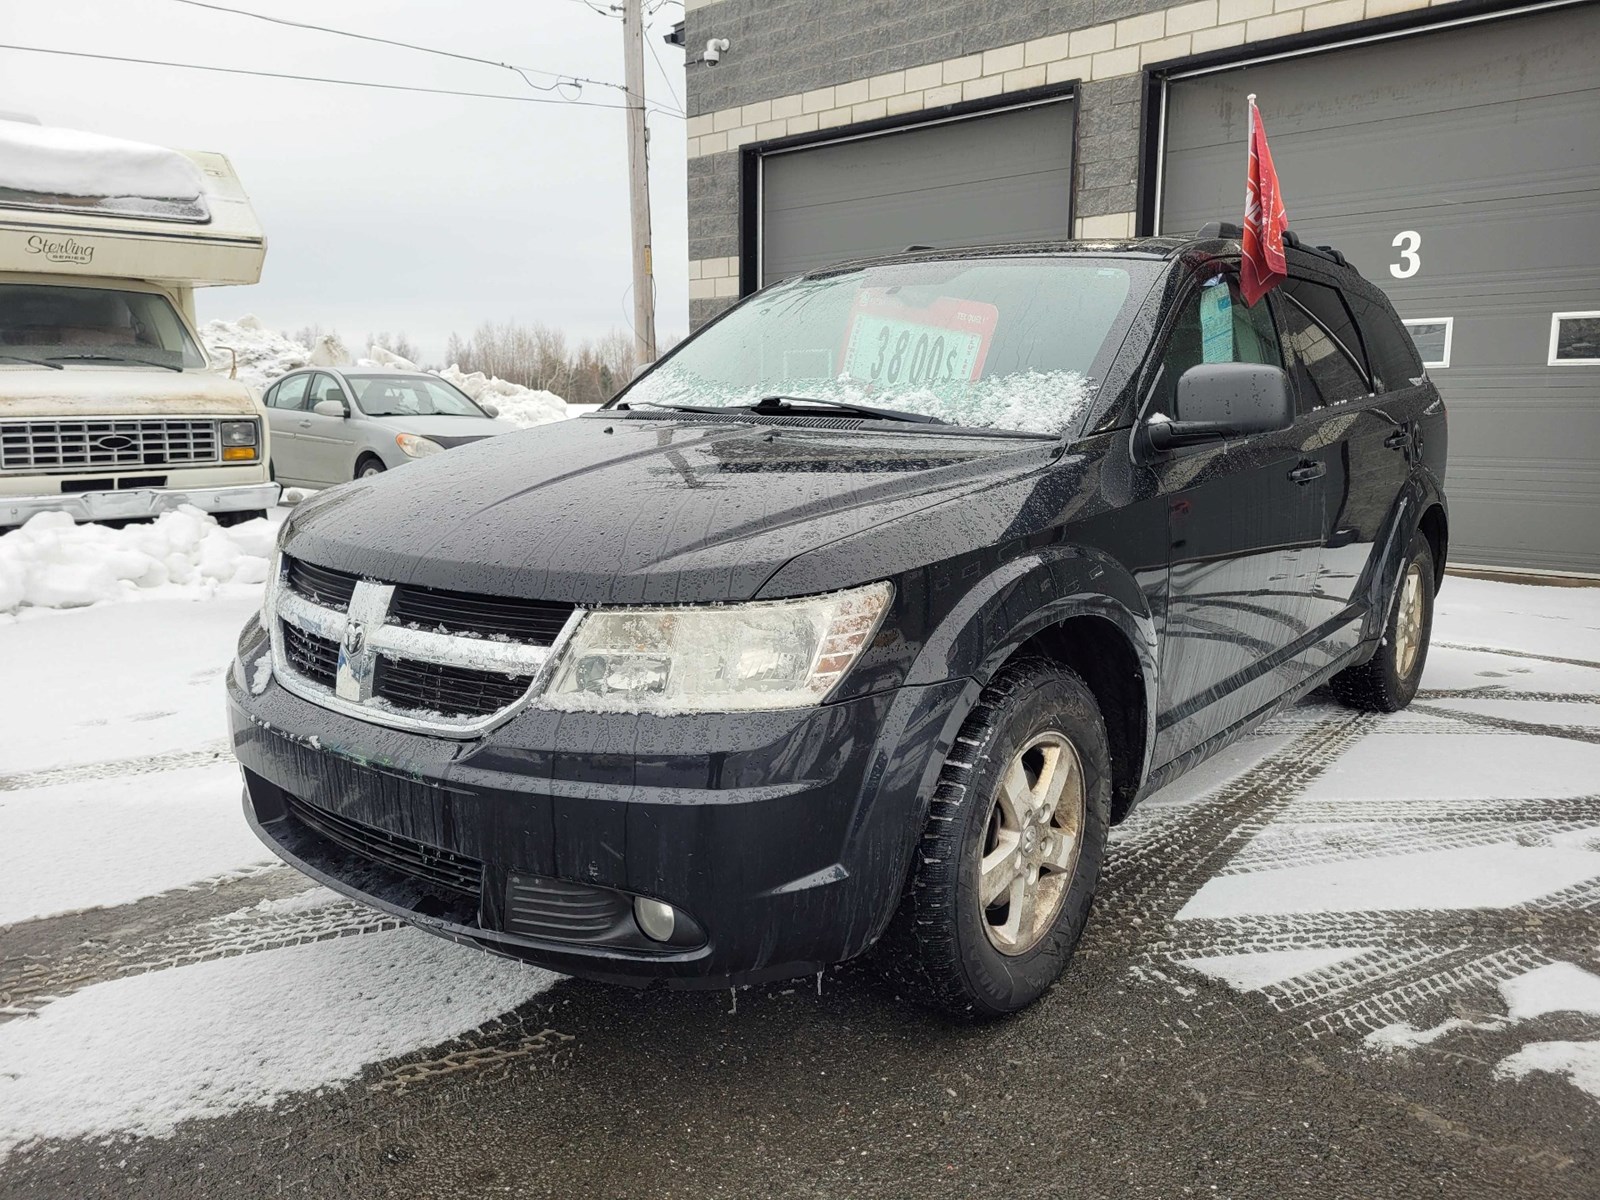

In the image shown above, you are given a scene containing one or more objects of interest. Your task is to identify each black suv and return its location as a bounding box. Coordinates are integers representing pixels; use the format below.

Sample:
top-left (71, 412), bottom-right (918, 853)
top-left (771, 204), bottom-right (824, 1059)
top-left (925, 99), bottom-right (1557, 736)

top-left (228, 234), bottom-right (1447, 1017)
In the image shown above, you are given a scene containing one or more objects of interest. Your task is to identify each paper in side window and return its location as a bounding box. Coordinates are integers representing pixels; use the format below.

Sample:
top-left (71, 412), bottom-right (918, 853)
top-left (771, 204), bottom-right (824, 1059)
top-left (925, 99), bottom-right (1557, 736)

top-left (1200, 277), bottom-right (1235, 364)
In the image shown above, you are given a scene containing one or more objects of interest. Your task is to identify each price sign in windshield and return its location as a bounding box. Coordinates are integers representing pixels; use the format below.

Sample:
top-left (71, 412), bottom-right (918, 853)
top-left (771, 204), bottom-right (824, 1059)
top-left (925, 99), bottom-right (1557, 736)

top-left (841, 291), bottom-right (999, 388)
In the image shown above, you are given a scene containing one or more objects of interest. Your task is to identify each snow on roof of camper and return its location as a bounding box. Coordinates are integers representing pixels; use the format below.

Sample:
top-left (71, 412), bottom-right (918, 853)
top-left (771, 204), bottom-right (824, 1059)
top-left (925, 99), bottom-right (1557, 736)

top-left (0, 121), bottom-right (210, 223)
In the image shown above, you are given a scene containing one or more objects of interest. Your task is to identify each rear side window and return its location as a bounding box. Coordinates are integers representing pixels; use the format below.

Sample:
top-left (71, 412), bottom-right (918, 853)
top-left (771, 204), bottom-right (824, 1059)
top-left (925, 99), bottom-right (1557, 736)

top-left (271, 375), bottom-right (310, 410)
top-left (1347, 291), bottom-right (1424, 389)
top-left (1275, 295), bottom-right (1369, 412)
top-left (1283, 279), bottom-right (1370, 386)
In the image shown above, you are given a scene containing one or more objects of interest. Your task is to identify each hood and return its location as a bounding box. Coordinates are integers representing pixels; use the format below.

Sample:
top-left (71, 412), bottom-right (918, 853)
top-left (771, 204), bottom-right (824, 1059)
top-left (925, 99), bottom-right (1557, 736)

top-left (284, 415), bottom-right (1056, 604)
top-left (0, 366), bottom-right (259, 416)
top-left (363, 412), bottom-right (521, 442)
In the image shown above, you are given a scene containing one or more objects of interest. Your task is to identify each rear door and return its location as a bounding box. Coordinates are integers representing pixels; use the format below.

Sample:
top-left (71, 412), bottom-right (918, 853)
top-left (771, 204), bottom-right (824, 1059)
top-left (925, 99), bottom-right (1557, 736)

top-left (1147, 270), bottom-right (1324, 765)
top-left (263, 374), bottom-right (312, 485)
top-left (1274, 274), bottom-right (1411, 659)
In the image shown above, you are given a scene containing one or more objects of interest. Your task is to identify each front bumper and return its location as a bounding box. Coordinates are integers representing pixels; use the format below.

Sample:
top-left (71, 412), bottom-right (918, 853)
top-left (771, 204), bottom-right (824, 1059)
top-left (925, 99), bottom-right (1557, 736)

top-left (0, 481), bottom-right (281, 527)
top-left (227, 619), bottom-right (967, 989)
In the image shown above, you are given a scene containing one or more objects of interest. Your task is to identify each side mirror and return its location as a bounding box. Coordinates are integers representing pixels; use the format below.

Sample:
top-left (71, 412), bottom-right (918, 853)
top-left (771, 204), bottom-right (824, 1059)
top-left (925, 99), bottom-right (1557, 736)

top-left (1147, 362), bottom-right (1292, 451)
top-left (479, 402), bottom-right (500, 419)
top-left (312, 399), bottom-right (348, 419)
top-left (630, 360), bottom-right (654, 383)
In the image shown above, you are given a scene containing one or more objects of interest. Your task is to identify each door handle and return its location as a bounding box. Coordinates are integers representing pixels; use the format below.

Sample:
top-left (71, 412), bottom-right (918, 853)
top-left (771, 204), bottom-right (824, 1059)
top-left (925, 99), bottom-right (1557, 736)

top-left (1287, 461), bottom-right (1326, 484)
top-left (297, 420), bottom-right (312, 429)
top-left (1383, 429), bottom-right (1409, 450)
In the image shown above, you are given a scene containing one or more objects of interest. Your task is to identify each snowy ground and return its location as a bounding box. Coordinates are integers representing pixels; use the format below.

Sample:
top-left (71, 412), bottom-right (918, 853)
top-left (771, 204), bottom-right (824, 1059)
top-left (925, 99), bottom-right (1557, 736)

top-left (0, 550), bottom-right (1597, 1195)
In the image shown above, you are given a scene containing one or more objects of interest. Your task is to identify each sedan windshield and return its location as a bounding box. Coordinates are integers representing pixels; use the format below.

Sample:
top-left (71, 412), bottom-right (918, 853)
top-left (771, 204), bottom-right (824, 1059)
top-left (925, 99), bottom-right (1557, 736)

top-left (621, 257), bottom-right (1158, 434)
top-left (0, 283), bottom-right (206, 370)
top-left (345, 374), bottom-right (485, 418)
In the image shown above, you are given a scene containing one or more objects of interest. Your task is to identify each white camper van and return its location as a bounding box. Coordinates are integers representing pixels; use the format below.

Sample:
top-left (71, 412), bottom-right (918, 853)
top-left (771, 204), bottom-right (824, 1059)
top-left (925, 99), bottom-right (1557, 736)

top-left (0, 121), bottom-right (278, 528)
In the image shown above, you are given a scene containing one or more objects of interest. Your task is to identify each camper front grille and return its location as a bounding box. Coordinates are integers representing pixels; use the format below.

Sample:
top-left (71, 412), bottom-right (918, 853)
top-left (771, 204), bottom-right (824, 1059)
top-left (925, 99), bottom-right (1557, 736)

top-left (0, 418), bottom-right (220, 474)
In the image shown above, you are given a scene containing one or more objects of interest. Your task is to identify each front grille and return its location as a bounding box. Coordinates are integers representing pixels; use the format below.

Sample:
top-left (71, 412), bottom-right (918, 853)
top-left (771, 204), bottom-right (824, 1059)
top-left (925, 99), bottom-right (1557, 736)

top-left (506, 874), bottom-right (631, 941)
top-left (390, 583), bottom-right (575, 645)
top-left (285, 556), bottom-right (358, 611)
top-left (1, 418), bottom-right (218, 473)
top-left (375, 656), bottom-right (534, 717)
top-left (285, 796), bottom-right (484, 897)
top-left (282, 622), bottom-right (339, 688)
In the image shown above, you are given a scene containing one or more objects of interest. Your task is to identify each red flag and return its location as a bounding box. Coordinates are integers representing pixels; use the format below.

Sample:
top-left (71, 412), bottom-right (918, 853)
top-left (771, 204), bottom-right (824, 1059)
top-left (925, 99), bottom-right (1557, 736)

top-left (1240, 94), bottom-right (1288, 307)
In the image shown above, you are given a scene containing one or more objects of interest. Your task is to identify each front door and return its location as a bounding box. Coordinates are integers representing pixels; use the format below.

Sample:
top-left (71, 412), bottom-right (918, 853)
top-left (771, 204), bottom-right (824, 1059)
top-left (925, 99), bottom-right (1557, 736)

top-left (298, 372), bottom-right (355, 485)
top-left (1146, 272), bottom-right (1324, 765)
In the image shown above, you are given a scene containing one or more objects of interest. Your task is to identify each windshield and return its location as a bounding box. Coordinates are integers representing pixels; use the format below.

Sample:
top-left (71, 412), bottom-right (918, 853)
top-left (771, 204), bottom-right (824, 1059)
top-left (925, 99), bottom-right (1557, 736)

top-left (621, 257), bottom-right (1157, 434)
top-left (0, 283), bottom-right (206, 370)
top-left (344, 374), bottom-right (486, 418)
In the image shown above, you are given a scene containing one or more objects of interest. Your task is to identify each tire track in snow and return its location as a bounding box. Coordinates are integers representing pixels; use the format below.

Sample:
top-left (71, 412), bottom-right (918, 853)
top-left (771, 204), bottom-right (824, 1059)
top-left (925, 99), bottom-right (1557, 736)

top-left (0, 870), bottom-right (398, 1021)
top-left (1432, 643), bottom-right (1600, 671)
top-left (1411, 702), bottom-right (1600, 745)
top-left (0, 740), bottom-right (233, 792)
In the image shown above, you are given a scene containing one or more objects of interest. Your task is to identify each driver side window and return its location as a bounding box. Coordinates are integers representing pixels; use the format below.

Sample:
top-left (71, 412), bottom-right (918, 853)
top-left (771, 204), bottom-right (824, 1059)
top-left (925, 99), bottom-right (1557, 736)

top-left (1148, 274), bottom-right (1282, 419)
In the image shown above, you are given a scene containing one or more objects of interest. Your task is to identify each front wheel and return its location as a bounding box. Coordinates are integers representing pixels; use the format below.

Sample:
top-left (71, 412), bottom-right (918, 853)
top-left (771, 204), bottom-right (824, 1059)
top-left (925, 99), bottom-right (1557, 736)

top-left (1329, 531), bottom-right (1435, 712)
top-left (355, 456), bottom-right (386, 479)
top-left (877, 659), bottom-right (1111, 1018)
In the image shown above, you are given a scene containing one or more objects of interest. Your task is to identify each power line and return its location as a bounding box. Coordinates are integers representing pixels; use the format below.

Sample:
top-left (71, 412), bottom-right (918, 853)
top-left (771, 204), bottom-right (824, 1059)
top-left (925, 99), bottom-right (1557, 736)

top-left (165, 0), bottom-right (681, 113)
top-left (645, 18), bottom-right (684, 113)
top-left (0, 43), bottom-right (686, 116)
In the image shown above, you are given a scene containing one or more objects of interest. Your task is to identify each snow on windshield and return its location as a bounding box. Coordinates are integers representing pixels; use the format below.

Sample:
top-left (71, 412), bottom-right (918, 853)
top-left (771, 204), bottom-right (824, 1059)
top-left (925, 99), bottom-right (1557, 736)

top-left (625, 259), bottom-right (1145, 435)
top-left (0, 122), bottom-right (207, 219)
top-left (633, 363), bottom-right (1095, 435)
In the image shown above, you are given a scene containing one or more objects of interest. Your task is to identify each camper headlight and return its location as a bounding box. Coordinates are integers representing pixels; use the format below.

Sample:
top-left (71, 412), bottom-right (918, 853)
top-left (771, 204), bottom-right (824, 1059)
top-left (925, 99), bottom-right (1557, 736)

top-left (220, 420), bottom-right (260, 460)
top-left (395, 433), bottom-right (443, 459)
top-left (540, 582), bottom-right (892, 714)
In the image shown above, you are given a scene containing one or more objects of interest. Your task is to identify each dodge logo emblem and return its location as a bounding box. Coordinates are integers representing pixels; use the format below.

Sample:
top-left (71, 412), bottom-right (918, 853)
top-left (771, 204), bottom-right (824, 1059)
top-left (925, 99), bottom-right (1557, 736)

top-left (342, 620), bottom-right (366, 656)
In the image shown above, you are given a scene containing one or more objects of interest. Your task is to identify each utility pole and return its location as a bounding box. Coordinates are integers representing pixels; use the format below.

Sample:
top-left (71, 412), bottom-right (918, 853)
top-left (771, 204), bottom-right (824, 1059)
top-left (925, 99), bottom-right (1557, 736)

top-left (622, 0), bottom-right (657, 366)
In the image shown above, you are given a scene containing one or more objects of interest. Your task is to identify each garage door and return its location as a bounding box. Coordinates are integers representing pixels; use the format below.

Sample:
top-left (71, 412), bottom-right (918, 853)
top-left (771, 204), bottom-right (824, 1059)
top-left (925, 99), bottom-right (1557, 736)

top-left (1159, 4), bottom-right (1600, 574)
top-left (760, 99), bottom-right (1074, 286)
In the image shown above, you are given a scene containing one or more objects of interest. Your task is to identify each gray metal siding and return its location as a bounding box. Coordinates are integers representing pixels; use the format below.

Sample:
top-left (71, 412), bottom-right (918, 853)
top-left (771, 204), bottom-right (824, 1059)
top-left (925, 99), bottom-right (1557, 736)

top-left (1159, 5), bottom-right (1600, 573)
top-left (760, 101), bottom-right (1075, 286)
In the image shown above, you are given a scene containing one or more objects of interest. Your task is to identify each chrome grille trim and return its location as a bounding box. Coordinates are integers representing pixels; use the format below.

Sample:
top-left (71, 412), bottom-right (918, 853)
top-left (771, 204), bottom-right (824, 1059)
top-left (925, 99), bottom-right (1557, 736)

top-left (0, 418), bottom-right (221, 474)
top-left (267, 559), bottom-right (584, 738)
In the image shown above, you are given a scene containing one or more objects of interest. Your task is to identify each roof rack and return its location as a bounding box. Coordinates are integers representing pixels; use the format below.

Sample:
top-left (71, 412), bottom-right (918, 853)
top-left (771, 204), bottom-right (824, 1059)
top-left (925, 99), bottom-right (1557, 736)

top-left (1194, 222), bottom-right (1351, 269)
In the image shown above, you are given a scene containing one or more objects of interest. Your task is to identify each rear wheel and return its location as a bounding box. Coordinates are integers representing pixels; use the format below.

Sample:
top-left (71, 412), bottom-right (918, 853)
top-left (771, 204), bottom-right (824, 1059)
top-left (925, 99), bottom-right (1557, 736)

top-left (355, 455), bottom-right (386, 479)
top-left (1329, 531), bottom-right (1434, 712)
top-left (877, 659), bottom-right (1111, 1018)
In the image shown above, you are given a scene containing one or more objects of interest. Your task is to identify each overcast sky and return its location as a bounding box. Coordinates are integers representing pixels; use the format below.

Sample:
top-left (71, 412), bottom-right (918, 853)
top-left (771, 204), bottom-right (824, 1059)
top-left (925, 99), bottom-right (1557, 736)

top-left (4, 0), bottom-right (689, 360)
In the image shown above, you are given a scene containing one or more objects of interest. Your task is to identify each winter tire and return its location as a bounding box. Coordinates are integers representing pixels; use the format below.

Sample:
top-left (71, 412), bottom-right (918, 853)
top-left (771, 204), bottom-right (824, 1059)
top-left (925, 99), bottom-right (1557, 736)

top-left (1329, 531), bottom-right (1434, 713)
top-left (878, 658), bottom-right (1111, 1018)
top-left (356, 456), bottom-right (386, 479)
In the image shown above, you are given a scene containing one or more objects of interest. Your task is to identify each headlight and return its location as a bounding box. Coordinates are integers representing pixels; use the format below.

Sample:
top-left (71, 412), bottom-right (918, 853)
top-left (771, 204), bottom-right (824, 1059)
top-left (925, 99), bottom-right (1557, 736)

top-left (221, 420), bottom-right (258, 446)
top-left (395, 433), bottom-right (443, 459)
top-left (220, 419), bottom-right (260, 461)
top-left (541, 581), bottom-right (893, 714)
top-left (260, 544), bottom-right (283, 628)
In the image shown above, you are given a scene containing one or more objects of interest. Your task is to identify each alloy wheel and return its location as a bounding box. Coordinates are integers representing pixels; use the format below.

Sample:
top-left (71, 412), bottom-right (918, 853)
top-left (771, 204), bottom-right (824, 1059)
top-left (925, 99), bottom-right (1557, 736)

top-left (978, 730), bottom-right (1085, 956)
top-left (1394, 562), bottom-right (1425, 680)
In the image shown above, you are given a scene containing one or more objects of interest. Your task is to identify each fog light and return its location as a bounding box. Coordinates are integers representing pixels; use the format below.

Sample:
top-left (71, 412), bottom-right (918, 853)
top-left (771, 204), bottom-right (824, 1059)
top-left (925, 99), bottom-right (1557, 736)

top-left (222, 445), bottom-right (258, 461)
top-left (633, 896), bottom-right (676, 942)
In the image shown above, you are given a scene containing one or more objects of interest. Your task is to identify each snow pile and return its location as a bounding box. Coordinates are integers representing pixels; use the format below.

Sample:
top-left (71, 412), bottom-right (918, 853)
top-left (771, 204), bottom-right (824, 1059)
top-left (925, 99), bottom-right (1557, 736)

top-left (308, 333), bottom-right (353, 367)
top-left (437, 364), bottom-right (568, 427)
top-left (0, 929), bottom-right (557, 1158)
top-left (0, 508), bottom-right (273, 616)
top-left (0, 120), bottom-right (203, 201)
top-left (200, 316), bottom-right (311, 391)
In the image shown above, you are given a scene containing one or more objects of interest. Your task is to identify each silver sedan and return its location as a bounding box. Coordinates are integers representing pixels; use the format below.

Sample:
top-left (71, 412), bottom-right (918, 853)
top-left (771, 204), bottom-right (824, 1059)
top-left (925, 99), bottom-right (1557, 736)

top-left (261, 367), bottom-right (518, 488)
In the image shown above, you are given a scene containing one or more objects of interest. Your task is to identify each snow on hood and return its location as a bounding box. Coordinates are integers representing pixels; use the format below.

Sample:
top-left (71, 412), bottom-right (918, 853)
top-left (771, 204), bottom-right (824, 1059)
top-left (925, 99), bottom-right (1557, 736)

top-left (0, 507), bottom-right (273, 616)
top-left (0, 364), bottom-right (258, 415)
top-left (0, 121), bottom-right (204, 202)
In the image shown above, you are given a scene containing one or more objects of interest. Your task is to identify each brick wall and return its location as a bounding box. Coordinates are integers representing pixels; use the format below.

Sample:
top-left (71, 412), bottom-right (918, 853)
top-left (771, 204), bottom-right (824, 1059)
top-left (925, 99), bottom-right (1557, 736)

top-left (680, 0), bottom-right (1462, 327)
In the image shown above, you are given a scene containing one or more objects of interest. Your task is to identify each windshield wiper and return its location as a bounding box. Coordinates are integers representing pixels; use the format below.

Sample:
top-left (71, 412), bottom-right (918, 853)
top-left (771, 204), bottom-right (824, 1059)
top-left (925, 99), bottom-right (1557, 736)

top-left (750, 395), bottom-right (949, 424)
top-left (623, 400), bottom-right (732, 414)
top-left (46, 353), bottom-right (184, 372)
top-left (0, 352), bottom-right (63, 370)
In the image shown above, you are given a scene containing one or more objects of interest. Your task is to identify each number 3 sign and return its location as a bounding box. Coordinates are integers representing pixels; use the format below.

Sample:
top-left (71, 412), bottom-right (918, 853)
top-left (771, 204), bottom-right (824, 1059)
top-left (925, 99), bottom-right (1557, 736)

top-left (1391, 231), bottom-right (1421, 279)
